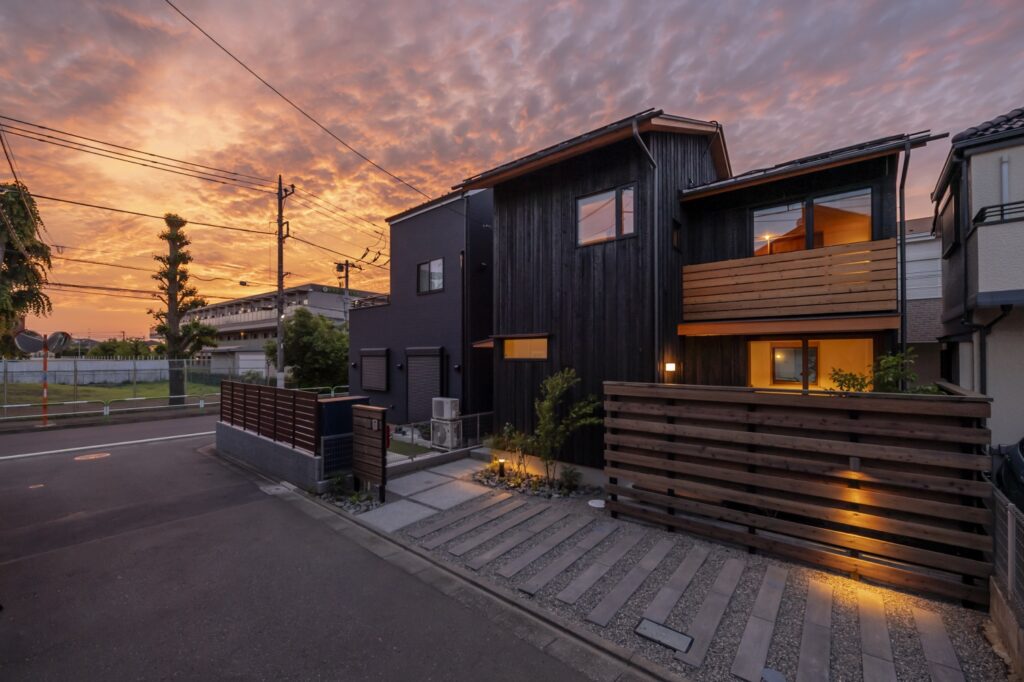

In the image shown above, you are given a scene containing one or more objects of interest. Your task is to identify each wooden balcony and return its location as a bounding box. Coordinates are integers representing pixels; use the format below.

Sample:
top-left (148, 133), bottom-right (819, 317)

top-left (682, 238), bottom-right (897, 321)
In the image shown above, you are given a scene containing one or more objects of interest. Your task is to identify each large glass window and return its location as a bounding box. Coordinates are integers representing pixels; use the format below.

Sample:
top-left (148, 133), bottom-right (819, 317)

top-left (417, 258), bottom-right (443, 293)
top-left (503, 337), bottom-right (548, 360)
top-left (749, 338), bottom-right (873, 390)
top-left (813, 188), bottom-right (872, 247)
top-left (578, 185), bottom-right (636, 245)
top-left (753, 203), bottom-right (805, 255)
top-left (753, 188), bottom-right (873, 256)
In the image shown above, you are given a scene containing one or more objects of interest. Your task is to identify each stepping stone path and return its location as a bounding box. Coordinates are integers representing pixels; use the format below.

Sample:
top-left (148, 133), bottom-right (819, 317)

top-left (388, 462), bottom-right (972, 680)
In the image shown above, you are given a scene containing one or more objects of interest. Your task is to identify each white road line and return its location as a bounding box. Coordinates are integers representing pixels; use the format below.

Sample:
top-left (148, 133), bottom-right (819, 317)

top-left (0, 431), bottom-right (216, 462)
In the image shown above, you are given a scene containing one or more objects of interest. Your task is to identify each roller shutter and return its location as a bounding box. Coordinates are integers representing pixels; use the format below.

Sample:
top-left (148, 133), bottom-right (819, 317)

top-left (406, 347), bottom-right (442, 422)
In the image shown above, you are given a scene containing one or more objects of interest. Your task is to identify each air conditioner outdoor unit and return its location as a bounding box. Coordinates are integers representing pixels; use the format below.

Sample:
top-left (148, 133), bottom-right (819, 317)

top-left (432, 397), bottom-right (460, 420)
top-left (431, 418), bottom-right (462, 450)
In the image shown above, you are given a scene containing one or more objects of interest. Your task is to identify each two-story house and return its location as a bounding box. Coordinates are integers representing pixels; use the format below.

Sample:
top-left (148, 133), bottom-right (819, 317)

top-left (457, 109), bottom-right (937, 467)
top-left (932, 106), bottom-right (1024, 445)
top-left (348, 189), bottom-right (494, 424)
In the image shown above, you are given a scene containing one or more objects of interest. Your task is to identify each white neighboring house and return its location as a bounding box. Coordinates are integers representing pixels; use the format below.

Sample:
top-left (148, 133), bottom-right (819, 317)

top-left (183, 283), bottom-right (376, 378)
top-left (902, 216), bottom-right (944, 384)
top-left (932, 106), bottom-right (1024, 445)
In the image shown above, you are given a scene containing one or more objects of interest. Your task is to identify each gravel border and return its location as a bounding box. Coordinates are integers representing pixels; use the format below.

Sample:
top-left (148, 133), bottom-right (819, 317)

top-left (402, 491), bottom-right (1009, 681)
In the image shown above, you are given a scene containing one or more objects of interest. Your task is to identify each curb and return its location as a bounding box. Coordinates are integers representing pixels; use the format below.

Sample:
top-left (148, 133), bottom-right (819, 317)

top-left (0, 408), bottom-right (217, 434)
top-left (204, 444), bottom-right (687, 681)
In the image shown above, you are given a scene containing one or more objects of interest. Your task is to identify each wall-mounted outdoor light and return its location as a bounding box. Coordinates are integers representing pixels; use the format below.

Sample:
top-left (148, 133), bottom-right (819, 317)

top-left (396, 362), bottom-right (404, 370)
top-left (351, 362), bottom-right (358, 368)
top-left (453, 364), bottom-right (462, 371)
top-left (664, 362), bottom-right (677, 373)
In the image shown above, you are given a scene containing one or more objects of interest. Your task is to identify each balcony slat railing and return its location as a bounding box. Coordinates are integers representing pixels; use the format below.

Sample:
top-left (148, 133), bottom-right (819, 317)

top-left (682, 238), bottom-right (897, 321)
top-left (974, 199), bottom-right (1024, 226)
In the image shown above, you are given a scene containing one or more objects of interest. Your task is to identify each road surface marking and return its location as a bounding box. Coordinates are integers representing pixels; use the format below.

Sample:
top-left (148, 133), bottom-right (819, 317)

top-left (0, 431), bottom-right (216, 462)
top-left (74, 452), bottom-right (111, 461)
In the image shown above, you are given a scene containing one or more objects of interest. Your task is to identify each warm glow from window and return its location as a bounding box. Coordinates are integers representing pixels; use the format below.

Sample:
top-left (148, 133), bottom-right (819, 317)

top-left (504, 337), bottom-right (548, 360)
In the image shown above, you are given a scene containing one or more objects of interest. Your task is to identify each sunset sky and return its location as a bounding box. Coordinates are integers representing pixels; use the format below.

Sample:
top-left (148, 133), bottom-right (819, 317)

top-left (2, 0), bottom-right (1023, 339)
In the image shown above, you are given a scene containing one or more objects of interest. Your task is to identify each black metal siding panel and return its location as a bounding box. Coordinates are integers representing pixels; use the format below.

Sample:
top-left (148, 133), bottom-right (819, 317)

top-left (407, 352), bottom-right (442, 423)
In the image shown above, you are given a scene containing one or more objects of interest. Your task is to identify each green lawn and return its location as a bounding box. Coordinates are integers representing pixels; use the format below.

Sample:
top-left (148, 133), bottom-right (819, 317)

top-left (2, 381), bottom-right (220, 405)
top-left (387, 438), bottom-right (432, 457)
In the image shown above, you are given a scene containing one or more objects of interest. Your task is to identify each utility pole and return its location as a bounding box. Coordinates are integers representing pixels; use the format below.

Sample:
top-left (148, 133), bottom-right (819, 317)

top-left (336, 260), bottom-right (362, 323)
top-left (276, 174), bottom-right (295, 388)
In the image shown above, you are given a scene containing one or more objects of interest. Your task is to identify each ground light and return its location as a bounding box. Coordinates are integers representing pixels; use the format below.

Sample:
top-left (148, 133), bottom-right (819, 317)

top-left (497, 458), bottom-right (506, 478)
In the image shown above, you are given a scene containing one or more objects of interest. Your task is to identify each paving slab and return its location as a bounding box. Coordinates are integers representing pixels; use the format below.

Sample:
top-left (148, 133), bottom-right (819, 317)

top-left (387, 470), bottom-right (451, 497)
top-left (519, 523), bottom-right (618, 596)
top-left (497, 516), bottom-right (593, 579)
top-left (644, 544), bottom-right (710, 624)
top-left (557, 531), bottom-right (644, 605)
top-left (358, 499), bottom-right (437, 533)
top-left (912, 607), bottom-right (964, 681)
top-left (858, 591), bottom-right (896, 682)
top-left (411, 479), bottom-right (490, 510)
top-left (731, 565), bottom-right (788, 682)
top-left (428, 458), bottom-right (488, 479)
top-left (465, 508), bottom-right (570, 569)
top-left (450, 504), bottom-right (549, 557)
top-left (405, 492), bottom-right (511, 539)
top-left (796, 580), bottom-right (833, 682)
top-left (587, 538), bottom-right (675, 627)
top-left (421, 498), bottom-right (527, 550)
top-left (676, 557), bottom-right (745, 667)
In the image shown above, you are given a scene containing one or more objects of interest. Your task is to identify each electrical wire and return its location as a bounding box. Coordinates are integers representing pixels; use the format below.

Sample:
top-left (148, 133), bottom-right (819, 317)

top-left (164, 0), bottom-right (432, 201)
top-left (0, 113), bottom-right (273, 183)
top-left (32, 194), bottom-right (274, 235)
top-left (51, 255), bottom-right (273, 287)
top-left (1, 127), bottom-right (275, 194)
top-left (289, 234), bottom-right (389, 271)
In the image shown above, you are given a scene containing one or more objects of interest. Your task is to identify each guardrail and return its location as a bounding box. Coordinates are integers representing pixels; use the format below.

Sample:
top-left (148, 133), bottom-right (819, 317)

top-left (0, 393), bottom-right (220, 422)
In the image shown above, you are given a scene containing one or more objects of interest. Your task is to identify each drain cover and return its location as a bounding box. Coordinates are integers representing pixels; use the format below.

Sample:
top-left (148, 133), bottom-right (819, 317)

top-left (634, 618), bottom-right (693, 653)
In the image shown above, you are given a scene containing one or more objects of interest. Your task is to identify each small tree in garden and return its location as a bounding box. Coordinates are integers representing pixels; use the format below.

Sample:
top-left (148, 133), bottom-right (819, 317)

top-left (529, 368), bottom-right (602, 485)
top-left (828, 348), bottom-right (939, 394)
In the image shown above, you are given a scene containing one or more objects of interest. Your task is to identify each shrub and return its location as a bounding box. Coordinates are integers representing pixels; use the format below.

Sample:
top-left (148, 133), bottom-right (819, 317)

top-left (530, 368), bottom-right (602, 485)
top-left (559, 464), bottom-right (582, 492)
top-left (828, 348), bottom-right (940, 394)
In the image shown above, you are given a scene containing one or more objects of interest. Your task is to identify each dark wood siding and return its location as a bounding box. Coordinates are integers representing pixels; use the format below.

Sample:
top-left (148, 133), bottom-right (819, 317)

top-left (682, 336), bottom-right (749, 385)
top-left (492, 134), bottom-right (719, 467)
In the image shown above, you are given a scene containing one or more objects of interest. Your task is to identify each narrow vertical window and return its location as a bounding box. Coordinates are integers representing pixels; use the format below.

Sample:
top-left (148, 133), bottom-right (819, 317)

top-left (620, 186), bottom-right (635, 235)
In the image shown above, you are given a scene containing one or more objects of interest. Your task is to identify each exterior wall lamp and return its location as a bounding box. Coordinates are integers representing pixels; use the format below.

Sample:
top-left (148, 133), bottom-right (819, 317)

top-left (664, 362), bottom-right (677, 373)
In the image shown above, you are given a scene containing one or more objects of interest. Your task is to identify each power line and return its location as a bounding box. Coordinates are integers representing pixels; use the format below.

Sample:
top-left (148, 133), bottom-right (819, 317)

top-left (0, 125), bottom-right (48, 239)
top-left (53, 256), bottom-right (149, 272)
top-left (0, 113), bottom-right (273, 183)
top-left (48, 281), bottom-right (233, 300)
top-left (51, 255), bottom-right (273, 287)
top-left (165, 0), bottom-right (432, 201)
top-left (288, 194), bottom-right (389, 255)
top-left (2, 127), bottom-right (274, 194)
top-left (290, 191), bottom-right (389, 249)
top-left (294, 187), bottom-right (387, 242)
top-left (32, 194), bottom-right (274, 235)
top-left (289, 234), bottom-right (389, 271)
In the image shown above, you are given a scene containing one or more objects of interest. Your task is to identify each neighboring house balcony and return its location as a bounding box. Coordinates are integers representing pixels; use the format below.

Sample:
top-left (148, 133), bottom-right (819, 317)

top-left (680, 238), bottom-right (897, 333)
top-left (968, 200), bottom-right (1024, 308)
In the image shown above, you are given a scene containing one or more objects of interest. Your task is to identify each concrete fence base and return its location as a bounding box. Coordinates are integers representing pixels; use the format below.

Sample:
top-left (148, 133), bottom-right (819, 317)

top-left (215, 421), bottom-right (326, 493)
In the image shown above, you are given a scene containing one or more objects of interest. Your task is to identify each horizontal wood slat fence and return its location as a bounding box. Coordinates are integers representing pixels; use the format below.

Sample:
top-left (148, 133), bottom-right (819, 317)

top-left (353, 404), bottom-right (387, 502)
top-left (603, 381), bottom-right (992, 603)
top-left (682, 238), bottom-right (897, 320)
top-left (220, 380), bottom-right (319, 455)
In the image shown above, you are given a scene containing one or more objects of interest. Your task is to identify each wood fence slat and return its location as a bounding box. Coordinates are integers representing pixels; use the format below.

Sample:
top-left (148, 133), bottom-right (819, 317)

top-left (603, 381), bottom-right (992, 605)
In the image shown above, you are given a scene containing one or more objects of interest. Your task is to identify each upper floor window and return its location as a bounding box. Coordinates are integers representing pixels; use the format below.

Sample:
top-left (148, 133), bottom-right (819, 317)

top-left (417, 258), bottom-right (443, 293)
top-left (753, 188), bottom-right (872, 256)
top-left (938, 192), bottom-right (957, 258)
top-left (577, 185), bottom-right (635, 246)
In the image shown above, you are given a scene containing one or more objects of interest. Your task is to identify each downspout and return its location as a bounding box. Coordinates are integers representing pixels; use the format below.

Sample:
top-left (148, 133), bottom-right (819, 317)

top-left (633, 120), bottom-right (660, 382)
top-left (897, 140), bottom-right (911, 389)
top-left (461, 194), bottom-right (469, 409)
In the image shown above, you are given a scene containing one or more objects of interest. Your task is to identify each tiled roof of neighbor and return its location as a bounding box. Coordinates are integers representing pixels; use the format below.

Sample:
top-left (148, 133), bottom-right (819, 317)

top-left (951, 107), bottom-right (1024, 145)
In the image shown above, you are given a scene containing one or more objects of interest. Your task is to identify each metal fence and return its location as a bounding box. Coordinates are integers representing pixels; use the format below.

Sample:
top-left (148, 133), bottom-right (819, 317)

top-left (321, 433), bottom-right (354, 477)
top-left (992, 483), bottom-right (1024, 623)
top-left (0, 393), bottom-right (221, 422)
top-left (391, 411), bottom-right (494, 451)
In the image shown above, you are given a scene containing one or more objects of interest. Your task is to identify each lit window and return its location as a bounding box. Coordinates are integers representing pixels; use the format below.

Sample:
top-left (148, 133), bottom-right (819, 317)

top-left (503, 337), bottom-right (548, 360)
top-left (577, 184), bottom-right (636, 246)
top-left (417, 258), bottom-right (443, 293)
top-left (753, 203), bottom-right (805, 256)
top-left (772, 345), bottom-right (817, 385)
top-left (813, 189), bottom-right (872, 247)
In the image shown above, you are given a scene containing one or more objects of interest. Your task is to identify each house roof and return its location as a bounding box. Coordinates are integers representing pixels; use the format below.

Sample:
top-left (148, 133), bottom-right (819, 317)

top-left (933, 106), bottom-right (1024, 200)
top-left (905, 216), bottom-right (933, 236)
top-left (680, 130), bottom-right (941, 202)
top-left (386, 190), bottom-right (465, 224)
top-left (455, 109), bottom-right (730, 190)
top-left (951, 107), bottom-right (1024, 145)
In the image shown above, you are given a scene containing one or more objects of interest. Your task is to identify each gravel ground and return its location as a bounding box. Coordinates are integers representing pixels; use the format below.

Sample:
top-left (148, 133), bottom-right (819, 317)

top-left (400, 493), bottom-right (1009, 681)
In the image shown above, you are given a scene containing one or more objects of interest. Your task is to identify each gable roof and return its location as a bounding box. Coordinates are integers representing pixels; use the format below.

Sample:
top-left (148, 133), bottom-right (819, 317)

top-left (455, 109), bottom-right (730, 190)
top-left (681, 130), bottom-right (940, 202)
top-left (951, 107), bottom-right (1024, 145)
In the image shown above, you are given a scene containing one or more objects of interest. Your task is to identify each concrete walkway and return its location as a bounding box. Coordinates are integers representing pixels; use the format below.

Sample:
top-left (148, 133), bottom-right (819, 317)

top-left (372, 461), bottom-right (1007, 681)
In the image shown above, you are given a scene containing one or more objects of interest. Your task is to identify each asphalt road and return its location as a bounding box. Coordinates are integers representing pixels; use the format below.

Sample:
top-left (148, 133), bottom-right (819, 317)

top-left (0, 420), bottom-right (587, 681)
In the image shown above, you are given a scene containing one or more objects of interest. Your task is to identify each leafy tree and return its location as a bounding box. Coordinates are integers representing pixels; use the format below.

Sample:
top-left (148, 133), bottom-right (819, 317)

top-left (527, 368), bottom-right (602, 484)
top-left (149, 214), bottom-right (216, 400)
top-left (264, 307), bottom-right (348, 388)
top-left (0, 181), bottom-right (50, 354)
top-left (828, 348), bottom-right (939, 394)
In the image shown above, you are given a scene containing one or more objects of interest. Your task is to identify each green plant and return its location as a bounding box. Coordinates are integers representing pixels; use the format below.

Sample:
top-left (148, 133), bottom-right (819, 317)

top-left (264, 307), bottom-right (349, 388)
top-left (828, 348), bottom-right (940, 394)
top-left (558, 464), bottom-right (582, 493)
top-left (529, 368), bottom-right (602, 485)
top-left (0, 181), bottom-right (51, 351)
